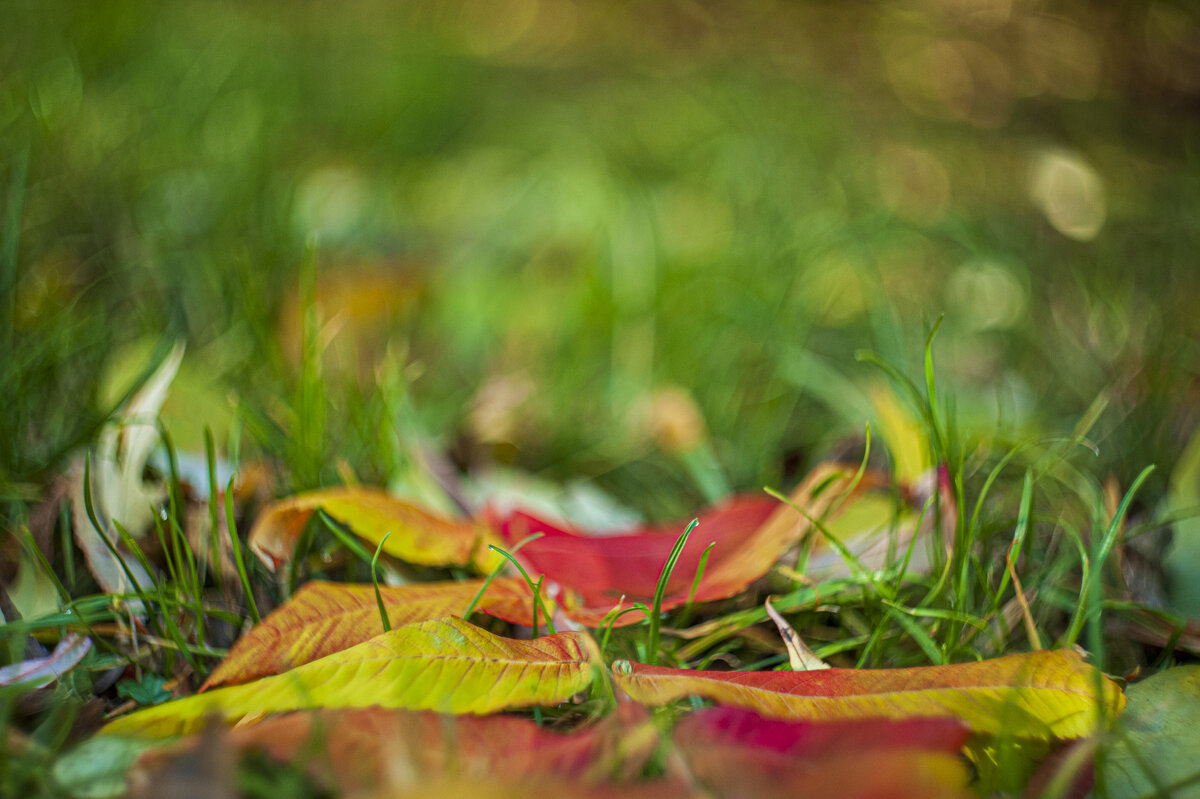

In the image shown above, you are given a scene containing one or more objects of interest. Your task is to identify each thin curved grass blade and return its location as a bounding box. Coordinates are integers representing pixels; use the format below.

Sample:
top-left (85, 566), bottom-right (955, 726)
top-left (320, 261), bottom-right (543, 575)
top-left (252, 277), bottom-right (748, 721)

top-left (201, 577), bottom-right (544, 690)
top-left (616, 649), bottom-right (1123, 740)
top-left (103, 617), bottom-right (597, 738)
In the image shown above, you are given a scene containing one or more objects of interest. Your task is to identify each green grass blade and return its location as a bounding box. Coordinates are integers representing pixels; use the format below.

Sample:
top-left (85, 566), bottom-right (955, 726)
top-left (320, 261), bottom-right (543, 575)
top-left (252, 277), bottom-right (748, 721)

top-left (203, 427), bottom-right (224, 585)
top-left (645, 518), bottom-right (699, 666)
top-left (224, 476), bottom-right (260, 624)
top-left (370, 532), bottom-right (392, 632)
top-left (462, 532), bottom-right (543, 618)
top-left (486, 544), bottom-right (556, 635)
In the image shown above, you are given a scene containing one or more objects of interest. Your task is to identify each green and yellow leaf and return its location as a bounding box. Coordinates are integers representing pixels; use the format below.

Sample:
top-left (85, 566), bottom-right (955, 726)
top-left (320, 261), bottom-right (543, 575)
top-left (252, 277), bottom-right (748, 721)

top-left (104, 617), bottom-right (596, 738)
top-left (615, 649), bottom-right (1123, 739)
top-left (202, 578), bottom-right (546, 690)
top-left (247, 486), bottom-right (493, 571)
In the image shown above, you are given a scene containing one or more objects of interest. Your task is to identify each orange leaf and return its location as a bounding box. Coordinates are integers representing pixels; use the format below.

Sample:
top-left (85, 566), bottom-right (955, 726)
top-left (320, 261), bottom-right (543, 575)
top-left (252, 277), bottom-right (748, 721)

top-left (248, 486), bottom-right (488, 571)
top-left (497, 462), bottom-right (857, 627)
top-left (136, 705), bottom-right (657, 796)
top-left (615, 649), bottom-right (1124, 740)
top-left (202, 577), bottom-right (544, 690)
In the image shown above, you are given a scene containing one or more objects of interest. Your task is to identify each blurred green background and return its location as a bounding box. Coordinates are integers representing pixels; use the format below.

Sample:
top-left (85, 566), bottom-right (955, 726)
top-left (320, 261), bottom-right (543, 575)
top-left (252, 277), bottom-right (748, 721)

top-left (4, 0), bottom-right (1199, 516)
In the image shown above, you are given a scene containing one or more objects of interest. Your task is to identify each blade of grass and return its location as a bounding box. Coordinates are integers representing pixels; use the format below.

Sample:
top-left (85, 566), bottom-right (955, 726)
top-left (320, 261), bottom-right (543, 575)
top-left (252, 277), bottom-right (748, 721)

top-left (224, 476), bottom-right (260, 624)
top-left (598, 602), bottom-right (650, 658)
top-left (316, 508), bottom-right (376, 567)
top-left (645, 518), bottom-right (699, 666)
top-left (487, 544), bottom-right (556, 635)
top-left (794, 425), bottom-right (873, 583)
top-left (530, 575), bottom-right (544, 640)
top-left (884, 605), bottom-right (943, 665)
top-left (112, 520), bottom-right (200, 673)
top-left (1087, 464), bottom-right (1155, 732)
top-left (462, 532), bottom-right (543, 618)
top-left (160, 428), bottom-right (202, 636)
top-left (764, 486), bottom-right (874, 587)
top-left (81, 453), bottom-right (149, 601)
top-left (370, 532), bottom-right (392, 633)
top-left (992, 470), bottom-right (1034, 614)
top-left (203, 427), bottom-right (224, 585)
top-left (673, 541), bottom-right (716, 630)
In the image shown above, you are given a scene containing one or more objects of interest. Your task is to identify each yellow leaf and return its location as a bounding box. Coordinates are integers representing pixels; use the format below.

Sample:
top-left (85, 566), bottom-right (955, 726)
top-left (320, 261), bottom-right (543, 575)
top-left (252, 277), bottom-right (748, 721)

top-left (615, 649), bottom-right (1123, 740)
top-left (201, 578), bottom-right (546, 690)
top-left (248, 487), bottom-right (490, 571)
top-left (869, 382), bottom-right (930, 484)
top-left (103, 617), bottom-right (597, 738)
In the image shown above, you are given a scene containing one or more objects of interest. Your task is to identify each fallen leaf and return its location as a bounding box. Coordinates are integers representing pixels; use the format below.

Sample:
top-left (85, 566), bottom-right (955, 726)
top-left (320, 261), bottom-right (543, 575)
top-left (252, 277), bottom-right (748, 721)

top-left (102, 617), bottom-right (596, 738)
top-left (69, 344), bottom-right (184, 598)
top-left (680, 747), bottom-right (969, 799)
top-left (1101, 666), bottom-right (1200, 799)
top-left (869, 381), bottom-right (930, 485)
top-left (247, 486), bottom-right (491, 572)
top-left (136, 704), bottom-right (656, 796)
top-left (497, 462), bottom-right (857, 627)
top-left (673, 707), bottom-right (972, 799)
top-left (369, 775), bottom-right (698, 799)
top-left (0, 633), bottom-right (91, 688)
top-left (615, 649), bottom-right (1123, 740)
top-left (673, 705), bottom-right (970, 757)
top-left (201, 577), bottom-right (547, 690)
top-left (764, 598), bottom-right (829, 671)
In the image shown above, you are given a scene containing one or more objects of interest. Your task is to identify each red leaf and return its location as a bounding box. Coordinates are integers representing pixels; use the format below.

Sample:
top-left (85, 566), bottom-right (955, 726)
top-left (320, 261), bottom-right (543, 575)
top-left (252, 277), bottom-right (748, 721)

top-left (498, 496), bottom-right (777, 622)
top-left (671, 707), bottom-right (974, 799)
top-left (674, 706), bottom-right (970, 758)
top-left (497, 462), bottom-right (857, 626)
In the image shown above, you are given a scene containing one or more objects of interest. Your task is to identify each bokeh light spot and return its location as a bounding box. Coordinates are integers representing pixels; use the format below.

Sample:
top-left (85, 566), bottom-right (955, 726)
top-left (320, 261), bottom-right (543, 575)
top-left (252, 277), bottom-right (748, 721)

top-left (947, 260), bottom-right (1027, 331)
top-left (876, 144), bottom-right (951, 226)
top-left (1029, 150), bottom-right (1106, 241)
